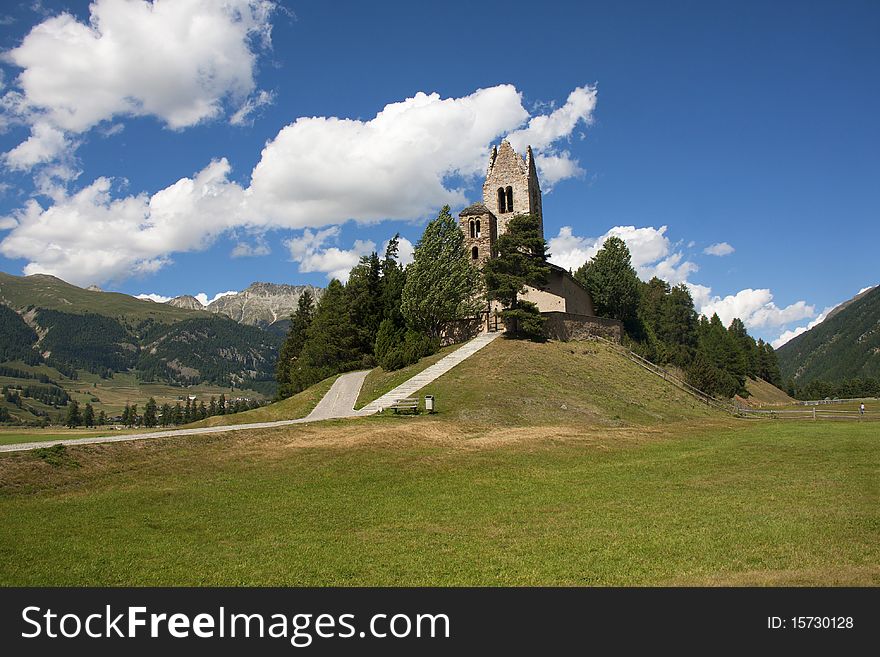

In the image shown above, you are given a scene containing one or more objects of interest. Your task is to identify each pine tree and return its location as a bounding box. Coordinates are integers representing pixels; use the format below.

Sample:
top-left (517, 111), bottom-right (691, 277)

top-left (292, 280), bottom-right (362, 393)
top-left (483, 213), bottom-right (550, 339)
top-left (276, 291), bottom-right (316, 399)
top-left (160, 403), bottom-right (172, 427)
top-left (346, 252), bottom-right (383, 355)
top-left (401, 205), bottom-right (483, 339)
top-left (209, 396), bottom-right (218, 416)
top-left (575, 236), bottom-right (641, 329)
top-left (198, 401), bottom-right (207, 420)
top-left (82, 402), bottom-right (95, 427)
top-left (129, 404), bottom-right (139, 427)
top-left (97, 410), bottom-right (106, 426)
top-left (218, 394), bottom-right (226, 415)
top-left (65, 400), bottom-right (82, 428)
top-left (143, 397), bottom-right (158, 427)
top-left (121, 403), bottom-right (131, 427)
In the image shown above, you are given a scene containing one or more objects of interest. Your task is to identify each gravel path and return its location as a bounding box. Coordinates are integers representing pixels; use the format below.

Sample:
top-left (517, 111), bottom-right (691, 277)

top-left (0, 370), bottom-right (371, 454)
top-left (0, 331), bottom-right (500, 454)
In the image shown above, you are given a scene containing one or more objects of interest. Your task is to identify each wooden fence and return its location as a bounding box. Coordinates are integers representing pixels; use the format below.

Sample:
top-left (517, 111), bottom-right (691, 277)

top-left (591, 336), bottom-right (875, 422)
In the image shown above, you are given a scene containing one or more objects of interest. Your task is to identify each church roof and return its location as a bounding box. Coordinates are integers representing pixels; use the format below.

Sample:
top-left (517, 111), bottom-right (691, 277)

top-left (460, 202), bottom-right (493, 217)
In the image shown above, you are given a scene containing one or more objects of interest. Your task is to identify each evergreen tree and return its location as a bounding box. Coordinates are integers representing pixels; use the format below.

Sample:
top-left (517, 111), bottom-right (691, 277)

top-left (97, 410), bottom-right (106, 426)
top-left (401, 205), bottom-right (483, 339)
top-left (143, 397), bottom-right (158, 427)
top-left (160, 403), bottom-right (172, 427)
top-left (346, 252), bottom-right (383, 355)
top-left (82, 402), bottom-right (95, 428)
top-left (172, 402), bottom-right (183, 424)
top-left (65, 400), bottom-right (82, 428)
top-left (276, 291), bottom-right (316, 399)
top-left (292, 280), bottom-right (363, 393)
top-left (209, 396), bottom-right (218, 416)
top-left (483, 213), bottom-right (550, 339)
top-left (198, 401), bottom-right (207, 420)
top-left (121, 403), bottom-right (131, 427)
top-left (575, 236), bottom-right (641, 329)
top-left (218, 394), bottom-right (226, 415)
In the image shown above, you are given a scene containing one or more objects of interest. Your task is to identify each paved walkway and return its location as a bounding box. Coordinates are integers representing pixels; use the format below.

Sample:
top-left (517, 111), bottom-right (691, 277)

top-left (0, 331), bottom-right (501, 453)
top-left (358, 331), bottom-right (501, 414)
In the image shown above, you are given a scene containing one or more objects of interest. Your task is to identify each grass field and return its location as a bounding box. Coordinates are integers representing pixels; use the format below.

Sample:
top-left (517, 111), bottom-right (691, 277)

top-left (0, 339), bottom-right (876, 586)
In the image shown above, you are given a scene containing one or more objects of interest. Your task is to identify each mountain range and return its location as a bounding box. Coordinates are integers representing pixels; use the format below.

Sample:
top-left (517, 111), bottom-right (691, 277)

top-left (0, 273), bottom-right (326, 394)
top-left (164, 282), bottom-right (324, 332)
top-left (777, 285), bottom-right (879, 384)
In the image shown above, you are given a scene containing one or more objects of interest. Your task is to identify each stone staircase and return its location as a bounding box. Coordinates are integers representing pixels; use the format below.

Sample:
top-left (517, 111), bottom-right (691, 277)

top-left (358, 331), bottom-right (502, 415)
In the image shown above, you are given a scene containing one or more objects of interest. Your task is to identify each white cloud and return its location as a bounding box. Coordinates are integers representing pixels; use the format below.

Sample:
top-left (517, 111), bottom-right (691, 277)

top-left (771, 306), bottom-right (833, 349)
top-left (4, 122), bottom-right (71, 169)
top-left (703, 242), bottom-right (735, 256)
top-left (699, 288), bottom-right (814, 329)
top-left (548, 224), bottom-right (696, 283)
top-left (1, 84), bottom-right (598, 284)
top-left (229, 89), bottom-right (275, 126)
top-left (135, 293), bottom-right (172, 303)
top-left (0, 158), bottom-right (246, 285)
top-left (231, 239), bottom-right (271, 258)
top-left (549, 224), bottom-right (815, 334)
top-left (394, 236), bottom-right (415, 267)
top-left (195, 290), bottom-right (238, 306)
top-left (2, 0), bottom-right (275, 167)
top-left (507, 85), bottom-right (597, 187)
top-left (285, 227), bottom-right (376, 283)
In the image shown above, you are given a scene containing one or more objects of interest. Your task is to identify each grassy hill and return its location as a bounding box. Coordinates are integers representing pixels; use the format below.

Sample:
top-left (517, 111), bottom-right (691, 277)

top-left (0, 272), bottom-right (281, 421)
top-left (777, 285), bottom-right (880, 384)
top-left (0, 272), bottom-right (199, 323)
top-left (741, 377), bottom-right (795, 407)
top-left (0, 337), bottom-right (875, 586)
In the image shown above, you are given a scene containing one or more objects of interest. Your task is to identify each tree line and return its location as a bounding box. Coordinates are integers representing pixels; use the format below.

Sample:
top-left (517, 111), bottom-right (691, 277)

top-left (63, 394), bottom-right (264, 428)
top-left (574, 236), bottom-right (782, 398)
top-left (275, 208), bottom-right (780, 402)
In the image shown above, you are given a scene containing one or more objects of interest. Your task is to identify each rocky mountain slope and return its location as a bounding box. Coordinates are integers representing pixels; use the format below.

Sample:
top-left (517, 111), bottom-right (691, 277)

top-left (204, 282), bottom-right (324, 328)
top-left (777, 285), bottom-right (880, 384)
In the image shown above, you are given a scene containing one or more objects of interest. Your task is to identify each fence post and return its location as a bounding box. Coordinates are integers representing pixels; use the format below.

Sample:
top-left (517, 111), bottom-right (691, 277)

top-left (813, 408), bottom-right (816, 421)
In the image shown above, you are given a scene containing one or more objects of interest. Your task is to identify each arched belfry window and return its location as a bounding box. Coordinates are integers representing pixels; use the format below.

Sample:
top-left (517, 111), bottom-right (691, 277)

top-left (506, 186), bottom-right (513, 212)
top-left (469, 220), bottom-right (475, 239)
top-left (475, 219), bottom-right (481, 238)
top-left (497, 187), bottom-right (506, 213)
top-left (471, 246), bottom-right (479, 260)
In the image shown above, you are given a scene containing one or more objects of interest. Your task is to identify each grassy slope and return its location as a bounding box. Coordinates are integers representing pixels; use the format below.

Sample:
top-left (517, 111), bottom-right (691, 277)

top-left (354, 344), bottom-right (459, 409)
top-left (743, 377), bottom-right (796, 406)
top-left (418, 338), bottom-right (717, 428)
top-left (0, 272), bottom-right (199, 323)
top-left (0, 339), bottom-right (876, 586)
top-left (185, 376), bottom-right (338, 428)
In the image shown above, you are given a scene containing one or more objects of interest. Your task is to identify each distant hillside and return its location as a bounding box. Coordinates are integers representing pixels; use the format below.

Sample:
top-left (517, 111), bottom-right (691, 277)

top-left (0, 272), bottom-right (200, 324)
top-left (167, 295), bottom-right (205, 311)
top-left (777, 285), bottom-right (880, 384)
top-left (0, 272), bottom-right (281, 392)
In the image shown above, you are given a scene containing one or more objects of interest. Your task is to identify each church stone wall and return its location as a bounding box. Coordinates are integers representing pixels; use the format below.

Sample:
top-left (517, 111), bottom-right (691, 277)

top-left (543, 312), bottom-right (623, 342)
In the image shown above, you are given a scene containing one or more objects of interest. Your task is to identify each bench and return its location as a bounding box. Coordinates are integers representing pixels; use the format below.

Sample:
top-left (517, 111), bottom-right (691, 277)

top-left (389, 397), bottom-right (419, 414)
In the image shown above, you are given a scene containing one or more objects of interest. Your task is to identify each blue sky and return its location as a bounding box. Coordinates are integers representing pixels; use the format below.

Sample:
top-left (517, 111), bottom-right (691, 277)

top-left (0, 0), bottom-right (877, 346)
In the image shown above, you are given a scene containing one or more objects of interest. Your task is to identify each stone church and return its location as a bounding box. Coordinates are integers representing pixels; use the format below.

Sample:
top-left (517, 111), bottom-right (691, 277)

top-left (457, 141), bottom-right (620, 339)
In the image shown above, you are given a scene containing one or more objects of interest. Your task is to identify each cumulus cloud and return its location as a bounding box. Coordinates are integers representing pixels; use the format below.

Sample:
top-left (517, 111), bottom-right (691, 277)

top-left (548, 224), bottom-right (815, 333)
top-left (1, 83), bottom-right (597, 284)
top-left (699, 288), bottom-right (814, 329)
top-left (0, 158), bottom-right (246, 284)
top-left (2, 0), bottom-right (275, 167)
top-left (507, 85), bottom-right (597, 187)
top-left (703, 242), bottom-right (735, 256)
top-left (548, 224), bottom-right (697, 283)
top-left (135, 293), bottom-right (172, 303)
top-left (771, 306), bottom-right (834, 349)
top-left (195, 290), bottom-right (238, 306)
top-left (285, 227), bottom-right (376, 283)
top-left (231, 239), bottom-right (271, 258)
